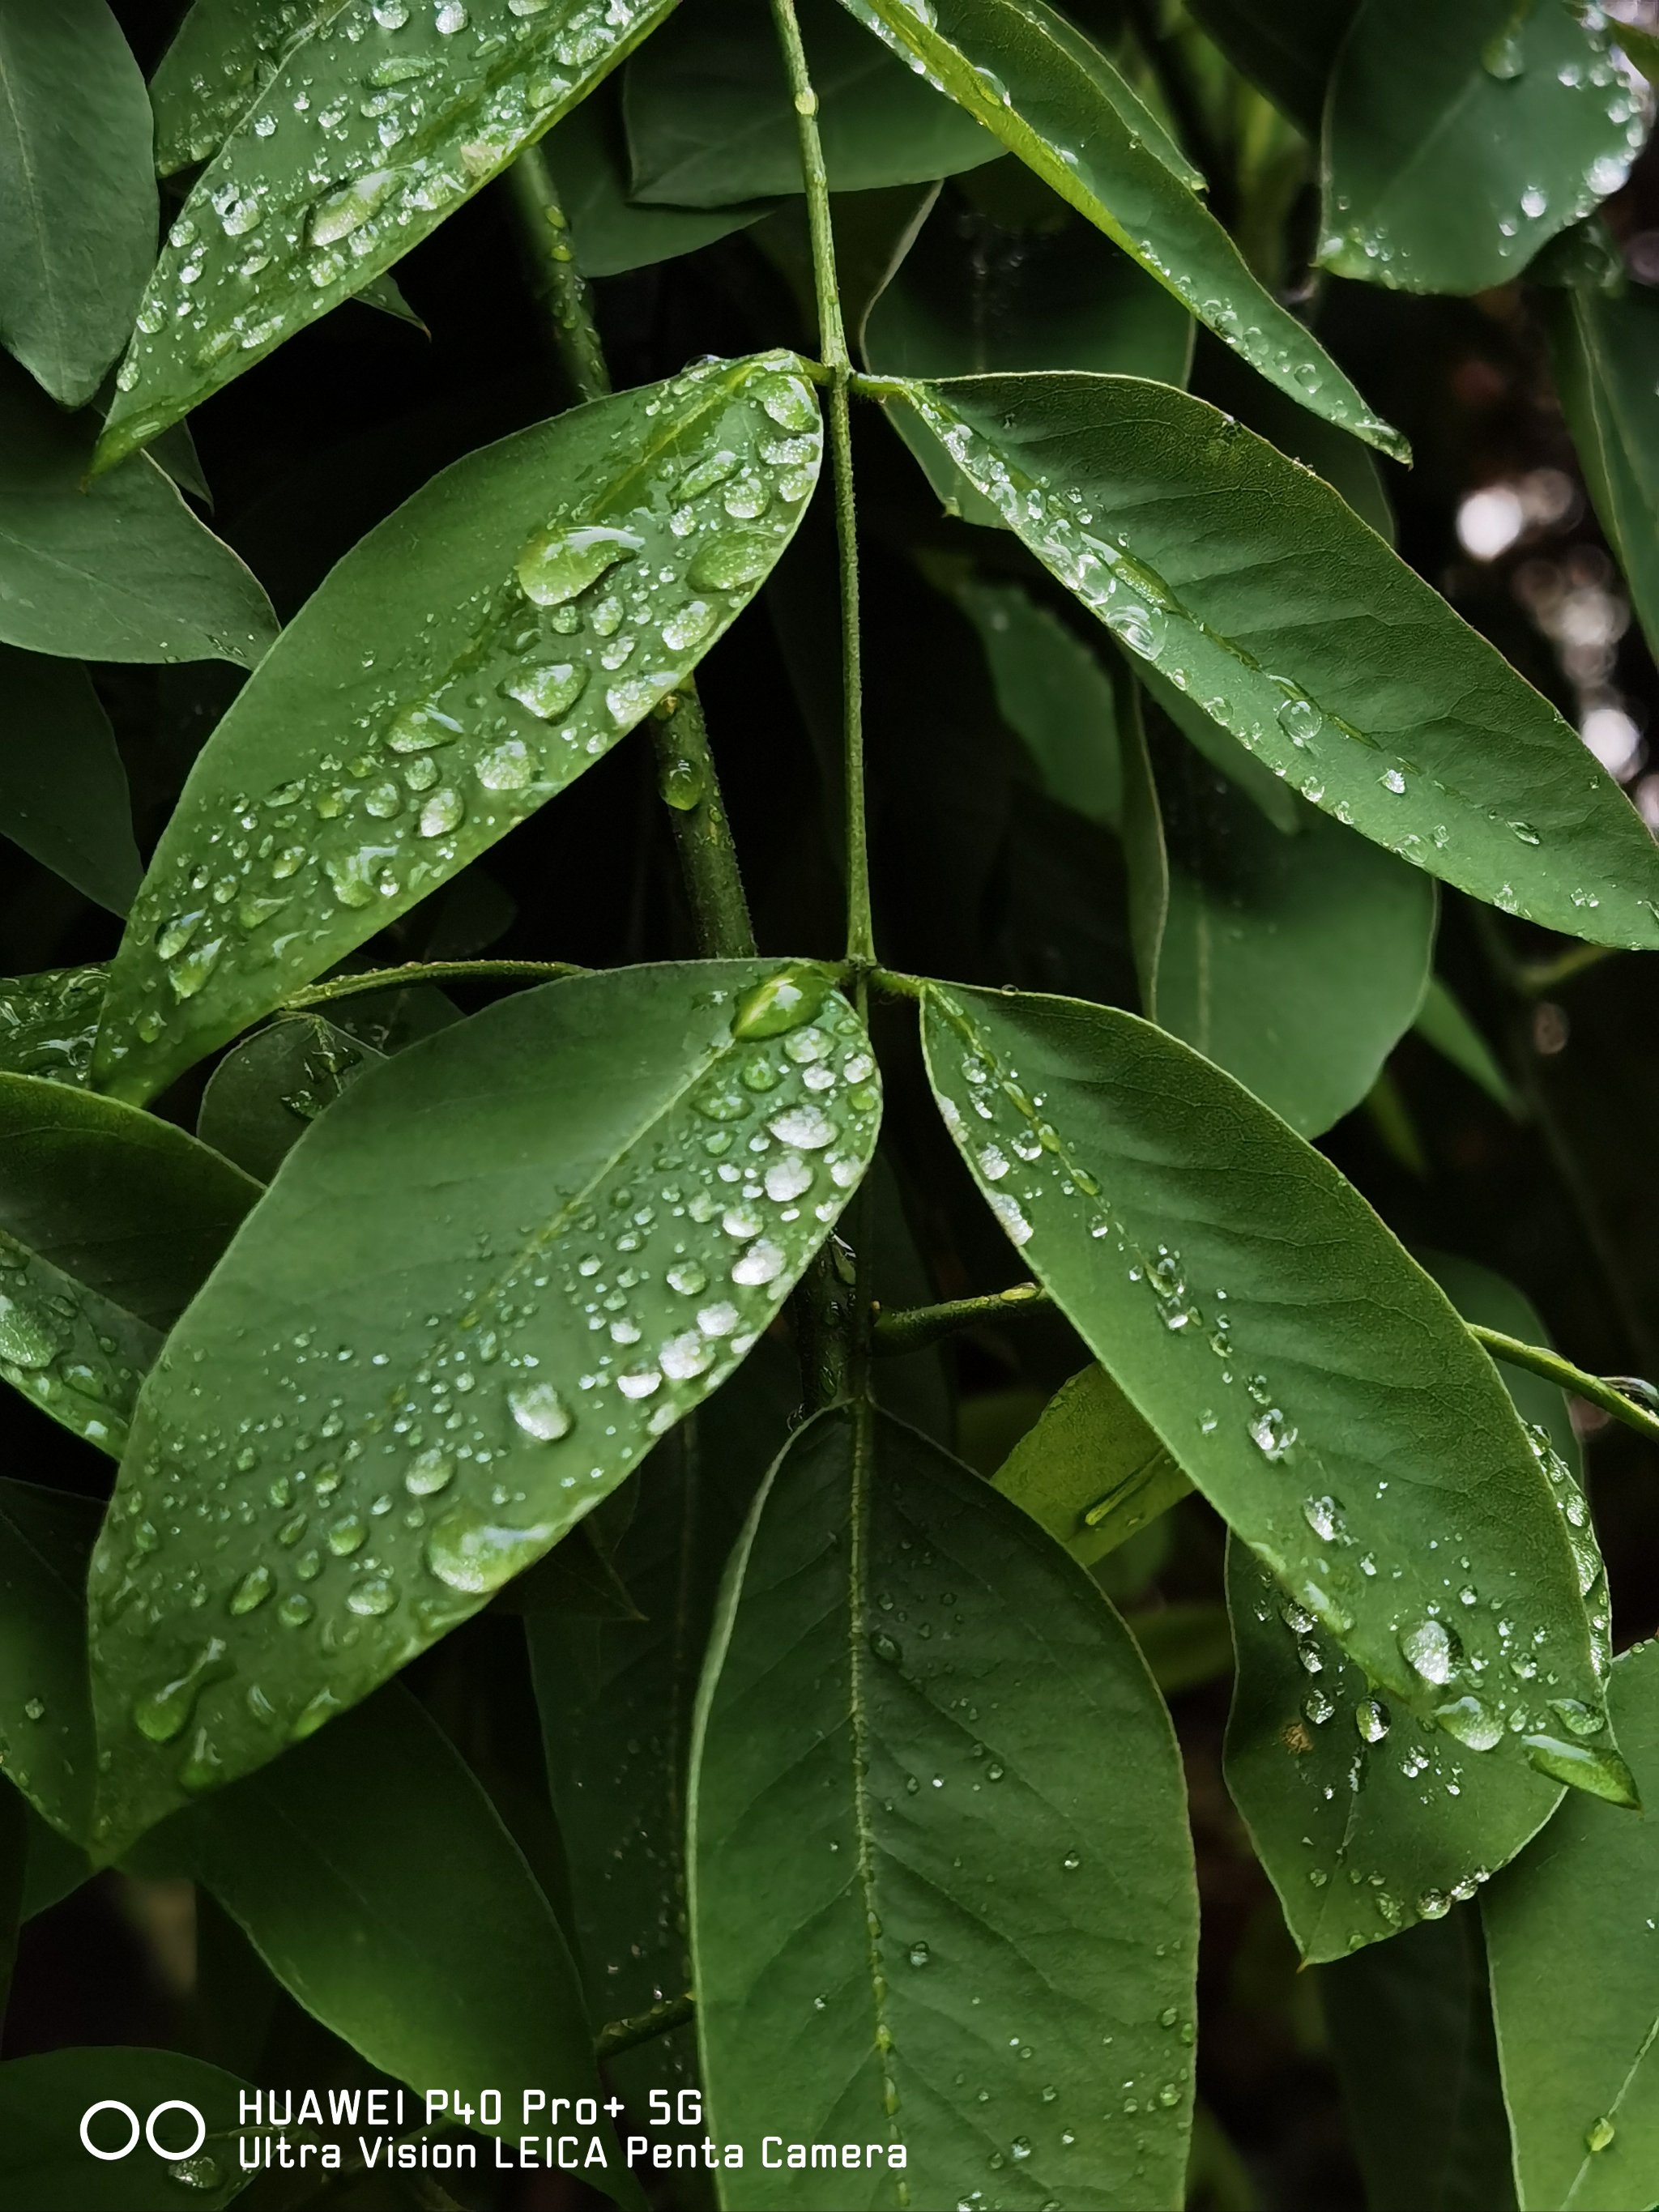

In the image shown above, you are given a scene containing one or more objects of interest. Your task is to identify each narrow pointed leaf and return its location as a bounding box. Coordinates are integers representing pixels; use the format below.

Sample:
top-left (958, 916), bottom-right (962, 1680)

top-left (1486, 1639), bottom-right (1659, 2212)
top-left (953, 580), bottom-right (1122, 825)
top-left (919, 981), bottom-right (1614, 1799)
top-left (893, 373), bottom-right (1659, 947)
top-left (98, 0), bottom-right (684, 469)
top-left (1414, 977), bottom-right (1523, 1118)
top-left (1547, 275), bottom-right (1659, 667)
top-left (0, 965), bottom-right (105, 1087)
top-left (689, 1404), bottom-right (1198, 2209)
top-left (0, 0), bottom-right (157, 408)
top-left (0, 2049), bottom-right (255, 2210)
top-left (0, 649), bottom-right (140, 914)
top-left (88, 961), bottom-right (880, 1853)
top-left (152, 0), bottom-right (343, 177)
top-left (838, 0), bottom-right (1404, 454)
top-left (0, 1481), bottom-right (100, 1843)
top-left (91, 353), bottom-right (821, 1106)
top-left (994, 1361), bottom-right (1192, 1566)
top-left (0, 1075), bottom-right (258, 1454)
top-left (0, 358), bottom-right (276, 667)
top-left (1321, 0), bottom-right (1645, 296)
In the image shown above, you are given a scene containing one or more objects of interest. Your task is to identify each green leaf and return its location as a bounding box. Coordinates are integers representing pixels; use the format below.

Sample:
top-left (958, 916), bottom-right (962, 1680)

top-left (992, 1359), bottom-right (1192, 1566)
top-left (151, 1), bottom-right (341, 177)
top-left (0, 1481), bottom-right (100, 1843)
top-left (145, 1683), bottom-right (618, 2162)
top-left (197, 1013), bottom-right (383, 1181)
top-left (1320, 1911), bottom-right (1516, 2212)
top-left (544, 83), bottom-right (774, 278)
top-left (1614, 17), bottom-right (1659, 90)
top-left (91, 352), bottom-right (821, 1106)
top-left (0, 965), bottom-right (105, 1087)
top-left (0, 0), bottom-right (157, 408)
top-left (919, 981), bottom-right (1618, 1804)
top-left (0, 357), bottom-right (275, 667)
top-left (838, 0), bottom-right (1405, 455)
top-left (953, 579), bottom-right (1120, 825)
top-left (88, 961), bottom-right (881, 1853)
top-left (892, 373), bottom-right (1659, 947)
top-left (20, 1796), bottom-right (92, 1918)
top-left (1485, 1638), bottom-right (1659, 2212)
top-left (0, 1074), bottom-right (258, 1455)
top-left (0, 650), bottom-right (139, 914)
top-left (1320, 0), bottom-right (1644, 296)
top-left (98, 0), bottom-right (686, 469)
top-left (1414, 977), bottom-right (1524, 1119)
top-left (689, 1404), bottom-right (1199, 2209)
top-left (0, 1782), bottom-right (22, 2018)
top-left (625, 0), bottom-right (996, 206)
top-left (0, 2048), bottom-right (255, 2210)
top-left (1547, 274), bottom-right (1659, 668)
top-left (1145, 727), bottom-right (1437, 1138)
top-left (1183, 0), bottom-right (1358, 136)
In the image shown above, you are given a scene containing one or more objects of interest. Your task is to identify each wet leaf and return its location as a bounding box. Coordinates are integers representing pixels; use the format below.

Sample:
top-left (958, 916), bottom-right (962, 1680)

top-left (1322, 0), bottom-right (1644, 296)
top-left (91, 352), bottom-right (821, 1106)
top-left (838, 0), bottom-right (1405, 454)
top-left (1547, 274), bottom-right (1659, 667)
top-left (919, 982), bottom-right (1617, 1805)
top-left (0, 356), bottom-right (276, 667)
top-left (0, 1075), bottom-right (258, 1455)
top-left (0, 650), bottom-right (139, 915)
top-left (894, 373), bottom-right (1659, 947)
top-left (0, 1482), bottom-right (100, 1843)
top-left (99, 0), bottom-right (686, 469)
top-left (0, 966), bottom-right (106, 1088)
top-left (689, 1404), bottom-right (1198, 2210)
top-left (197, 1012), bottom-right (383, 1181)
top-left (152, 0), bottom-right (343, 177)
top-left (1486, 1637), bottom-right (1659, 2212)
top-left (88, 961), bottom-right (881, 1853)
top-left (0, 0), bottom-right (157, 408)
top-left (0, 2048), bottom-right (256, 2210)
top-left (992, 1360), bottom-right (1192, 1567)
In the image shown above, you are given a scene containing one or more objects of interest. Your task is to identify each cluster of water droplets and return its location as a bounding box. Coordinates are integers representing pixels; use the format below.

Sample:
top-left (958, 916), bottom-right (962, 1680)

top-left (0, 1230), bottom-right (156, 1456)
top-left (112, 0), bottom-right (668, 441)
top-left (0, 964), bottom-right (104, 1087)
top-left (100, 356), bottom-right (820, 1080)
top-left (90, 967), bottom-right (878, 1814)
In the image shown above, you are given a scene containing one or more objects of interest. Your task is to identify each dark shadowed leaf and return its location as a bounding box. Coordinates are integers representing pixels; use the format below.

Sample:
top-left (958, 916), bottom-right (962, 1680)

top-left (92, 352), bottom-right (821, 1106)
top-left (0, 650), bottom-right (139, 914)
top-left (0, 1482), bottom-right (99, 1843)
top-left (0, 2048), bottom-right (255, 2210)
top-left (197, 1013), bottom-right (383, 1181)
top-left (953, 580), bottom-right (1121, 825)
top-left (1183, 0), bottom-right (1358, 134)
top-left (88, 962), bottom-right (880, 1853)
top-left (1414, 978), bottom-right (1523, 1118)
top-left (894, 373), bottom-right (1659, 946)
top-left (993, 1360), bottom-right (1192, 1566)
top-left (1547, 274), bottom-right (1659, 667)
top-left (545, 83), bottom-right (774, 276)
top-left (689, 1404), bottom-right (1198, 2210)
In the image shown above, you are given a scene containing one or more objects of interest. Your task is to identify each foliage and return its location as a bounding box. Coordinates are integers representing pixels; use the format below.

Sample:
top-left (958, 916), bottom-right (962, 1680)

top-left (3, 2), bottom-right (1659, 2208)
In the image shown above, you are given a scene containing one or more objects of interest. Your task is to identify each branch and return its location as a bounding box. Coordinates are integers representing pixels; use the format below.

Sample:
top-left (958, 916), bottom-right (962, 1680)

top-left (872, 1284), bottom-right (1052, 1356)
top-left (1470, 1325), bottom-right (1659, 1447)
top-left (596, 1993), bottom-right (695, 2062)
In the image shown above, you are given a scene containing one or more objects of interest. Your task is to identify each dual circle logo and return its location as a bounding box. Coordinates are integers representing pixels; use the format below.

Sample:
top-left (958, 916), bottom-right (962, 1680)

top-left (79, 2099), bottom-right (207, 2163)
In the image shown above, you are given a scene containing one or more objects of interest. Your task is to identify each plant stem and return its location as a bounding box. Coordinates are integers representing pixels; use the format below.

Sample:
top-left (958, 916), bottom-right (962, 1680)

top-left (1516, 942), bottom-right (1622, 995)
top-left (501, 147), bottom-right (755, 961)
top-left (285, 959), bottom-right (583, 1011)
top-left (873, 1283), bottom-right (1052, 1356)
top-left (595, 1992), bottom-right (695, 2061)
top-left (1470, 1325), bottom-right (1659, 1447)
top-left (770, 0), bottom-right (872, 966)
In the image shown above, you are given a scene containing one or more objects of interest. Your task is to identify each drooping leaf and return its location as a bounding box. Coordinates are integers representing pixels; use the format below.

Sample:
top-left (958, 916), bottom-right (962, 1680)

top-left (1321, 0), bottom-right (1645, 296)
top-left (0, 650), bottom-right (139, 915)
top-left (98, 0), bottom-right (687, 469)
top-left (0, 2048), bottom-right (256, 2210)
top-left (1485, 1638), bottom-right (1659, 2212)
top-left (0, 1075), bottom-right (258, 1454)
top-left (1320, 1911), bottom-right (1516, 2212)
top-left (544, 83), bottom-right (773, 277)
top-left (88, 961), bottom-right (881, 1853)
top-left (91, 352), bottom-right (821, 1106)
top-left (919, 981), bottom-right (1618, 1805)
top-left (0, 966), bottom-right (105, 1087)
top-left (151, 0), bottom-right (341, 176)
top-left (0, 0), bottom-right (157, 407)
top-left (953, 579), bottom-right (1120, 825)
top-left (0, 1481), bottom-right (100, 1843)
top-left (0, 1782), bottom-right (23, 2017)
top-left (1414, 977), bottom-right (1523, 1118)
top-left (1145, 726), bottom-right (1436, 1138)
top-left (993, 1360), bottom-right (1192, 1566)
top-left (1547, 274), bottom-right (1659, 667)
top-left (893, 373), bottom-right (1659, 946)
top-left (689, 1404), bottom-right (1199, 2210)
top-left (1182, 0), bottom-right (1358, 135)
top-left (196, 1012), bottom-right (383, 1181)
top-left (838, 0), bottom-right (1405, 455)
top-left (0, 357), bottom-right (275, 667)
top-left (625, 0), bottom-right (996, 206)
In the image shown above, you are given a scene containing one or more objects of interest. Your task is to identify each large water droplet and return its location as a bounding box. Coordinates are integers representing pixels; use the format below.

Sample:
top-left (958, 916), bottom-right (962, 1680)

top-left (425, 1504), bottom-right (560, 1595)
top-left (509, 1381), bottom-right (574, 1442)
top-left (516, 523), bottom-right (643, 607)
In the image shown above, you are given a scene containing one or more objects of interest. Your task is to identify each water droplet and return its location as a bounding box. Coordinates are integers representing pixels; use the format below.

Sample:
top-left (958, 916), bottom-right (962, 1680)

top-left (425, 1503), bottom-right (559, 1595)
top-left (688, 531), bottom-right (777, 590)
top-left (1355, 1697), bottom-right (1390, 1744)
top-left (516, 523), bottom-right (643, 607)
top-left (418, 787), bottom-right (465, 837)
top-left (505, 661), bottom-right (587, 721)
top-left (228, 1566), bottom-right (275, 1617)
top-left (1586, 2116), bottom-right (1616, 2154)
top-left (734, 965), bottom-right (830, 1039)
top-left (476, 739), bottom-right (537, 791)
top-left (1399, 1617), bottom-right (1456, 1686)
top-left (509, 1382), bottom-right (574, 1442)
top-left (871, 1630), bottom-right (902, 1664)
top-left (907, 1941), bottom-right (930, 1967)
top-left (1435, 1694), bottom-right (1503, 1752)
top-left (1524, 1733), bottom-right (1640, 1807)
top-left (406, 1446), bottom-right (456, 1495)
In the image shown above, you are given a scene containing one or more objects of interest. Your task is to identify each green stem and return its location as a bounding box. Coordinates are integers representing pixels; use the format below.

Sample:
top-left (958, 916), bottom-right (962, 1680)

top-left (503, 139), bottom-right (611, 406)
top-left (1470, 1325), bottom-right (1659, 1448)
top-left (1516, 942), bottom-right (1622, 995)
top-left (284, 959), bottom-right (582, 1011)
top-left (595, 1992), bottom-right (695, 2061)
top-left (770, 0), bottom-right (872, 966)
top-left (873, 1283), bottom-right (1052, 1356)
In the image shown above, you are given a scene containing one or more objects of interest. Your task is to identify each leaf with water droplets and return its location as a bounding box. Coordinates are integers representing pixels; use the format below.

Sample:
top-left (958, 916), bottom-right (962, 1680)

top-left (0, 965), bottom-right (106, 1088)
top-left (0, 0), bottom-right (157, 409)
top-left (87, 960), bottom-right (879, 1852)
top-left (0, 1075), bottom-right (258, 1457)
top-left (0, 2046), bottom-right (258, 2208)
top-left (689, 1403), bottom-right (1198, 2210)
top-left (97, 0), bottom-right (687, 469)
top-left (0, 1482), bottom-right (100, 1843)
top-left (1485, 1637), bottom-right (1659, 2212)
top-left (992, 1360), bottom-right (1192, 1566)
top-left (1547, 269), bottom-right (1659, 671)
top-left (1322, 0), bottom-right (1645, 296)
top-left (151, 0), bottom-right (346, 177)
top-left (919, 981), bottom-right (1615, 1808)
top-left (91, 352), bottom-right (821, 1106)
top-left (894, 373), bottom-right (1659, 947)
top-left (838, 0), bottom-right (1405, 454)
top-left (197, 1012), bottom-right (383, 1180)
top-left (0, 649), bottom-right (140, 916)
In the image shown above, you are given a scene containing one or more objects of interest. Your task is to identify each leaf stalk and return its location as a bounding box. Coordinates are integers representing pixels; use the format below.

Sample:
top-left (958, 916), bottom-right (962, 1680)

top-left (1470, 1324), bottom-right (1659, 1448)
